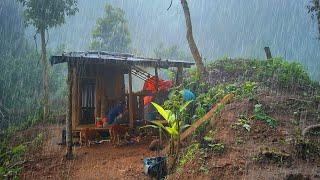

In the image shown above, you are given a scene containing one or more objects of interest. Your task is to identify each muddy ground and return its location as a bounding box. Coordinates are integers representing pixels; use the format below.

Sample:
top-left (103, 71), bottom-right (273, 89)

top-left (20, 125), bottom-right (157, 180)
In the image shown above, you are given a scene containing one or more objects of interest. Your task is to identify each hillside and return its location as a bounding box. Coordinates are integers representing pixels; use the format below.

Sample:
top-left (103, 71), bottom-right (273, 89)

top-left (168, 58), bottom-right (320, 179)
top-left (1, 58), bottom-right (319, 179)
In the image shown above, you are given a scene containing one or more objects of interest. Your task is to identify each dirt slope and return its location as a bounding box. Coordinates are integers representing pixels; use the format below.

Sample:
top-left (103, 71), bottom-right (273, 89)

top-left (169, 93), bottom-right (320, 180)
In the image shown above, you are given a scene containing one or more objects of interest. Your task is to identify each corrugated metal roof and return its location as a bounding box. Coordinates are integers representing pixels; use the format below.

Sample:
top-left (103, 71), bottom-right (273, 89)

top-left (50, 51), bottom-right (194, 68)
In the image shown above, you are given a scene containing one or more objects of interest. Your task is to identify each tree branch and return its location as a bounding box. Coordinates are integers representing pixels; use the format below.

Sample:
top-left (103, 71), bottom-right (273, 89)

top-left (167, 0), bottom-right (173, 11)
top-left (302, 124), bottom-right (320, 137)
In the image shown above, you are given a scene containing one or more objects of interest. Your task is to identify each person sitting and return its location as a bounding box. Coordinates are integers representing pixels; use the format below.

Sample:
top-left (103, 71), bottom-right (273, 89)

top-left (106, 101), bottom-right (128, 125)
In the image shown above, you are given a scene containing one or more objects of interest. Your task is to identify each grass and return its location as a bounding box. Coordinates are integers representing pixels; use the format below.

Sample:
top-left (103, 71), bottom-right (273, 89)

top-left (178, 143), bottom-right (200, 170)
top-left (0, 113), bottom-right (45, 179)
top-left (206, 57), bottom-right (319, 94)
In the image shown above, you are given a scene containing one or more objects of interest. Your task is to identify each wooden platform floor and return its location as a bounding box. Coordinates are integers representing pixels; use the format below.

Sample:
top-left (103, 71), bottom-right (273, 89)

top-left (73, 120), bottom-right (167, 132)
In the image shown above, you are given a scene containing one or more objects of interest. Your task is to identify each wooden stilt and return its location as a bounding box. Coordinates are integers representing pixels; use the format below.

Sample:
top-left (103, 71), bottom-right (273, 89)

top-left (155, 66), bottom-right (159, 92)
top-left (95, 67), bottom-right (101, 118)
top-left (66, 62), bottom-right (73, 160)
top-left (128, 67), bottom-right (134, 128)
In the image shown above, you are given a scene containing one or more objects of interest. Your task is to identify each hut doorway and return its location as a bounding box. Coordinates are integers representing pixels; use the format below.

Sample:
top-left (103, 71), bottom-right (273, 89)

top-left (80, 78), bottom-right (96, 125)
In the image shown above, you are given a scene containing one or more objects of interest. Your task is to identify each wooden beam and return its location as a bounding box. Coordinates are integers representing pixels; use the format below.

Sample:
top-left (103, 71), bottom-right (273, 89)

top-left (175, 65), bottom-right (183, 85)
top-left (66, 62), bottom-right (74, 160)
top-left (155, 66), bottom-right (159, 92)
top-left (128, 67), bottom-right (134, 128)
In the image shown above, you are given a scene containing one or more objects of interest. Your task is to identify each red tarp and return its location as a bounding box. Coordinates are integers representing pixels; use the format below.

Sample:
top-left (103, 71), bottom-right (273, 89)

top-left (143, 76), bottom-right (173, 105)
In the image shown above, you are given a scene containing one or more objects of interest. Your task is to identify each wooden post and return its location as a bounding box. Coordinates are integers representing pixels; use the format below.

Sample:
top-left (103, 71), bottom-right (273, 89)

top-left (264, 47), bottom-right (272, 59)
top-left (95, 68), bottom-right (101, 118)
top-left (155, 66), bottom-right (159, 92)
top-left (128, 67), bottom-right (134, 128)
top-left (175, 65), bottom-right (183, 85)
top-left (66, 62), bottom-right (73, 160)
top-left (77, 68), bottom-right (81, 128)
top-left (100, 69), bottom-right (106, 119)
top-left (72, 65), bottom-right (78, 130)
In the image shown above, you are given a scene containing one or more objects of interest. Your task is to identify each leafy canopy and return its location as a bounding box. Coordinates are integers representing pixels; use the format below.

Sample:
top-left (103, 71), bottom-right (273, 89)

top-left (153, 43), bottom-right (192, 61)
top-left (90, 4), bottom-right (131, 52)
top-left (17, 0), bottom-right (78, 31)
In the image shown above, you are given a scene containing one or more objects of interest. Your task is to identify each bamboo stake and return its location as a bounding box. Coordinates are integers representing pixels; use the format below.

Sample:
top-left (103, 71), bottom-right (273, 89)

top-left (162, 94), bottom-right (234, 155)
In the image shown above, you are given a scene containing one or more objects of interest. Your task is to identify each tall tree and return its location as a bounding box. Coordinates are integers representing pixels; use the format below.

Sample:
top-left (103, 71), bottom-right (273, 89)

top-left (90, 4), bottom-right (131, 52)
top-left (180, 0), bottom-right (206, 77)
top-left (17, 0), bottom-right (78, 122)
top-left (308, 0), bottom-right (320, 36)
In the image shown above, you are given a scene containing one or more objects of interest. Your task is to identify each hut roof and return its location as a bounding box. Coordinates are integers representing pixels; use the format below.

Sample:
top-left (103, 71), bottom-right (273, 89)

top-left (50, 51), bottom-right (194, 68)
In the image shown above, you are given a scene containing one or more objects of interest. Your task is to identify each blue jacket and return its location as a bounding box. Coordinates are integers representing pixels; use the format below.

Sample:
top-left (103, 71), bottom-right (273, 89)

top-left (107, 104), bottom-right (124, 124)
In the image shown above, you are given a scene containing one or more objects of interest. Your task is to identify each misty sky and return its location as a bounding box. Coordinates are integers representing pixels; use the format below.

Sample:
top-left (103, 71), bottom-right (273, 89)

top-left (27, 0), bottom-right (320, 80)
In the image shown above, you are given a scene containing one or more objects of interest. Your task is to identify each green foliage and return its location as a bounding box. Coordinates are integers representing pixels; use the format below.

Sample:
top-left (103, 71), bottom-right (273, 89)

top-left (182, 65), bottom-right (258, 136)
top-left (163, 89), bottom-right (192, 124)
top-left (0, 51), bottom-right (66, 130)
top-left (90, 4), bottom-right (131, 52)
top-left (207, 58), bottom-right (318, 93)
top-left (233, 115), bottom-right (251, 132)
top-left (238, 81), bottom-right (257, 100)
top-left (143, 100), bottom-right (191, 155)
top-left (150, 101), bottom-right (191, 140)
top-left (164, 90), bottom-right (184, 113)
top-left (17, 0), bottom-right (78, 31)
top-left (178, 143), bottom-right (199, 169)
top-left (0, 143), bottom-right (27, 179)
top-left (153, 43), bottom-right (192, 61)
top-left (202, 133), bottom-right (225, 155)
top-left (32, 133), bottom-right (44, 149)
top-left (252, 104), bottom-right (278, 128)
top-left (201, 130), bottom-right (225, 154)
top-left (190, 81), bottom-right (256, 123)
top-left (208, 143), bottom-right (225, 154)
top-left (0, 113), bottom-right (45, 179)
top-left (1, 114), bottom-right (41, 146)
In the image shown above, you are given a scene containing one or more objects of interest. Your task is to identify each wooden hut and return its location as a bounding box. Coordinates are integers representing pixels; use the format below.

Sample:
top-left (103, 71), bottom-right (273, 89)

top-left (50, 51), bottom-right (194, 133)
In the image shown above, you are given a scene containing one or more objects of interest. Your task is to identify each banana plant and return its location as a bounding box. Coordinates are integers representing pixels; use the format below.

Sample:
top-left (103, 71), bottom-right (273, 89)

top-left (144, 101), bottom-right (192, 154)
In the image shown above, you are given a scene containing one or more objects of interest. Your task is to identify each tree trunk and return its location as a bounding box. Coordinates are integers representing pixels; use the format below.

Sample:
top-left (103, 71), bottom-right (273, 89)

top-left (180, 0), bottom-right (206, 77)
top-left (40, 28), bottom-right (49, 122)
top-left (66, 63), bottom-right (73, 160)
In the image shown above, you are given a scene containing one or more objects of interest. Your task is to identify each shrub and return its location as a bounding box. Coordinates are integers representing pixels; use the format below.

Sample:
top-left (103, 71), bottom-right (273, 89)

top-left (252, 104), bottom-right (278, 129)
